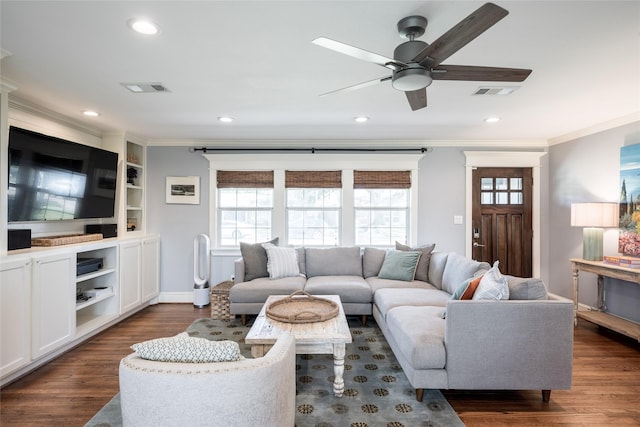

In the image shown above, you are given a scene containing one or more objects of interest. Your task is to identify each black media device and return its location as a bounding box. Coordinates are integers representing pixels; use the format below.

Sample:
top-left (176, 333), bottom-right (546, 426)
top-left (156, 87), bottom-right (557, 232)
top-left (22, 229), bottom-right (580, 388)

top-left (85, 224), bottom-right (118, 238)
top-left (8, 229), bottom-right (32, 250)
top-left (76, 258), bottom-right (104, 276)
top-left (7, 126), bottom-right (119, 222)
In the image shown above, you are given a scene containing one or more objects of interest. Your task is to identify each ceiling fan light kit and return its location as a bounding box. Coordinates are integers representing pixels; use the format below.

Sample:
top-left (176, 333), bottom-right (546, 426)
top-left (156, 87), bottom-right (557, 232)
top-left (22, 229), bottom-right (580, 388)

top-left (313, 2), bottom-right (532, 111)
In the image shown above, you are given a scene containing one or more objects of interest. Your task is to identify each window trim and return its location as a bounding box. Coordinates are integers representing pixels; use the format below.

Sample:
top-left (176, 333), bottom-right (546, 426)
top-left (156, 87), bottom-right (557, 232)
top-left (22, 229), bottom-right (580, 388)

top-left (205, 153), bottom-right (423, 251)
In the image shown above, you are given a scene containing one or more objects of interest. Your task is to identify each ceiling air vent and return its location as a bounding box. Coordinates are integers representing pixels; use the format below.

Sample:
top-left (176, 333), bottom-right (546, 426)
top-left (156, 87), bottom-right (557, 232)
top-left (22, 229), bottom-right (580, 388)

top-left (120, 82), bottom-right (170, 93)
top-left (473, 86), bottom-right (519, 96)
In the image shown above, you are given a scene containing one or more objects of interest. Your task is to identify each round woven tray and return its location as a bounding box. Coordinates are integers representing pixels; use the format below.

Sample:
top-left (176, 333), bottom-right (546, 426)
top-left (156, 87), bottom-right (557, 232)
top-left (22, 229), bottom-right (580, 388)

top-left (266, 291), bottom-right (339, 324)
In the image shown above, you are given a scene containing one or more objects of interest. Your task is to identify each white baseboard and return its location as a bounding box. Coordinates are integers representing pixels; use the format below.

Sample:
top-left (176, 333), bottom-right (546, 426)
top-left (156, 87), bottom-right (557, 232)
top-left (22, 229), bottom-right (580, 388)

top-left (158, 292), bottom-right (194, 303)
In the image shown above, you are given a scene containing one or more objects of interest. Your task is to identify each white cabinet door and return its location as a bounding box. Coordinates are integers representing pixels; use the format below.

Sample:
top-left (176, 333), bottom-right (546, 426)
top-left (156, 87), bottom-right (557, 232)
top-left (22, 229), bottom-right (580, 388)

top-left (120, 240), bottom-right (141, 313)
top-left (1, 258), bottom-right (32, 377)
top-left (141, 236), bottom-right (160, 302)
top-left (31, 253), bottom-right (75, 359)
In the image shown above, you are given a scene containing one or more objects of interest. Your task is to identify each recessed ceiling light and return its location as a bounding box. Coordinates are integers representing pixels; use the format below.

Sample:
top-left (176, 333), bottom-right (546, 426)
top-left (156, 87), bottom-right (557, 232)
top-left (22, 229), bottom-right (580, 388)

top-left (218, 116), bottom-right (234, 123)
top-left (83, 110), bottom-right (100, 117)
top-left (127, 18), bottom-right (159, 35)
top-left (484, 117), bottom-right (500, 123)
top-left (354, 116), bottom-right (369, 123)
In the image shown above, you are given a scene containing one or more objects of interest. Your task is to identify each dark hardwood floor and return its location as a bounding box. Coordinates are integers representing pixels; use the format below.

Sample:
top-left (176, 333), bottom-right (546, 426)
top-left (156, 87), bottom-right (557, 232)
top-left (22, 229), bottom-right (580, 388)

top-left (1, 303), bottom-right (639, 426)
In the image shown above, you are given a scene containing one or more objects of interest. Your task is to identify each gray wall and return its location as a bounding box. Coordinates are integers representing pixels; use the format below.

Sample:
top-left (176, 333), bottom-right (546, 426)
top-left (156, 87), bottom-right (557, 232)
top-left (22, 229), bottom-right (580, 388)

top-left (147, 126), bottom-right (640, 323)
top-left (146, 147), bottom-right (210, 292)
top-left (417, 148), bottom-right (467, 254)
top-left (548, 121), bottom-right (640, 321)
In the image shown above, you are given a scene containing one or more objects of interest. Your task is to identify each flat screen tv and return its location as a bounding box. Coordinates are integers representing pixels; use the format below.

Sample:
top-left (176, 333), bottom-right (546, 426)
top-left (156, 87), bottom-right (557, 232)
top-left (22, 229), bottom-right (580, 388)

top-left (8, 126), bottom-right (119, 222)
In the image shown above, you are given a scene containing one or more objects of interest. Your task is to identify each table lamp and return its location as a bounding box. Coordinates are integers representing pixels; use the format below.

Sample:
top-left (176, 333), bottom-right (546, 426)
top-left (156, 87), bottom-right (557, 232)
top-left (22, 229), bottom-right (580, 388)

top-left (571, 202), bottom-right (619, 261)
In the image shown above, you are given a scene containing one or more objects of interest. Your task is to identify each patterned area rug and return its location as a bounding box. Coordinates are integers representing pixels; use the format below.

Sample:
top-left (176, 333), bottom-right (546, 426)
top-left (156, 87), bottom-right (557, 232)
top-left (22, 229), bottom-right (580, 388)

top-left (85, 316), bottom-right (464, 427)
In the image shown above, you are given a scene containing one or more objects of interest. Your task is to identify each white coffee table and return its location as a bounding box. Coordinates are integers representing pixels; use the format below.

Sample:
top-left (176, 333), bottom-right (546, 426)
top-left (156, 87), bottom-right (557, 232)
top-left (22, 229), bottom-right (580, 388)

top-left (245, 294), bottom-right (352, 397)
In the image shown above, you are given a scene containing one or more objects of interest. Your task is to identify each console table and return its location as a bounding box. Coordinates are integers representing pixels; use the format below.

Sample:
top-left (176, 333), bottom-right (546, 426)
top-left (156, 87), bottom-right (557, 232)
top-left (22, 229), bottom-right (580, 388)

top-left (570, 258), bottom-right (640, 342)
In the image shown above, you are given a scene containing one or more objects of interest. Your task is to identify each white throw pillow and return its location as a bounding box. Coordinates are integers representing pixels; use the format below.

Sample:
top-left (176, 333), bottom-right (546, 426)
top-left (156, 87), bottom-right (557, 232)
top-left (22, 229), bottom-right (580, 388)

top-left (262, 243), bottom-right (301, 279)
top-left (131, 332), bottom-right (244, 363)
top-left (472, 260), bottom-right (509, 301)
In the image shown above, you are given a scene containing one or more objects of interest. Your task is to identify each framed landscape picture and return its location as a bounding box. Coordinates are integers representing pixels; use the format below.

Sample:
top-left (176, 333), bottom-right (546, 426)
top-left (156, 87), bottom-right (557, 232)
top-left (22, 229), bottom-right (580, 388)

top-left (166, 176), bottom-right (200, 204)
top-left (619, 144), bottom-right (640, 256)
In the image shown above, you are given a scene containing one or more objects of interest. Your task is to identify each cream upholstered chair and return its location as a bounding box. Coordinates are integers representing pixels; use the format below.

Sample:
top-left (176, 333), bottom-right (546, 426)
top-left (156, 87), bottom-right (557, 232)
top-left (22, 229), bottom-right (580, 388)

top-left (119, 334), bottom-right (296, 427)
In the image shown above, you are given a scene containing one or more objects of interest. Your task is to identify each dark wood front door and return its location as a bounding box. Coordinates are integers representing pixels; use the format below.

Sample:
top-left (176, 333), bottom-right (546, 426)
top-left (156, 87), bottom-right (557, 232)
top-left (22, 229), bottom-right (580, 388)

top-left (472, 167), bottom-right (533, 277)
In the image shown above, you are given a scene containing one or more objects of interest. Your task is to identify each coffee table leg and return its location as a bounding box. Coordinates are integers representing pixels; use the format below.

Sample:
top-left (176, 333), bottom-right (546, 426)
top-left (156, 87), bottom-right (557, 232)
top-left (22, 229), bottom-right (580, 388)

top-left (333, 343), bottom-right (346, 397)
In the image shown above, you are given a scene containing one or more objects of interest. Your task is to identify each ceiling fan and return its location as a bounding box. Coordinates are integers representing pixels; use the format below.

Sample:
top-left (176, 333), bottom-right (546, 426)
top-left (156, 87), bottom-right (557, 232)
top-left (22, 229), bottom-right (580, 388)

top-left (312, 2), bottom-right (532, 111)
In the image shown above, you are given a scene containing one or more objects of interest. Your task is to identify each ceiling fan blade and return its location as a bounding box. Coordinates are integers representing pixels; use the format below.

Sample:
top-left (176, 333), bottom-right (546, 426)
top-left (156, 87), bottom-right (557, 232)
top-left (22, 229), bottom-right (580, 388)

top-left (432, 65), bottom-right (532, 81)
top-left (320, 76), bottom-right (392, 97)
top-left (413, 2), bottom-right (509, 67)
top-left (405, 88), bottom-right (427, 111)
top-left (312, 37), bottom-right (404, 70)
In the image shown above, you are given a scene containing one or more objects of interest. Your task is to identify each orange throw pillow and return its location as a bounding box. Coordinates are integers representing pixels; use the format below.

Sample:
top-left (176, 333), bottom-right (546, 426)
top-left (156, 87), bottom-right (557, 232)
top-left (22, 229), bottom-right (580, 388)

top-left (461, 275), bottom-right (483, 300)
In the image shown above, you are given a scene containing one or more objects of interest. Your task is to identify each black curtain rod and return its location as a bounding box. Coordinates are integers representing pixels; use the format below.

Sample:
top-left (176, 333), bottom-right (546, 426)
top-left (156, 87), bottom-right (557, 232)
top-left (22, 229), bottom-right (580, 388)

top-left (191, 147), bottom-right (430, 153)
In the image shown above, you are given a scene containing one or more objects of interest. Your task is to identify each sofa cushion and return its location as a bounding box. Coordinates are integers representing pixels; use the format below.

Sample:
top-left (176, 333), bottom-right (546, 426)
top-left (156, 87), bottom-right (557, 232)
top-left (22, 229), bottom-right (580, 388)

top-left (230, 276), bottom-right (306, 303)
top-left (473, 261), bottom-right (509, 301)
top-left (296, 247), bottom-right (306, 277)
top-left (131, 333), bottom-right (243, 363)
top-left (395, 242), bottom-right (436, 282)
top-left (362, 247), bottom-right (386, 278)
top-left (305, 247), bottom-right (362, 277)
top-left (366, 276), bottom-right (435, 293)
top-left (374, 288), bottom-right (450, 319)
top-left (240, 238), bottom-right (279, 281)
top-left (386, 306), bottom-right (446, 370)
top-left (304, 276), bottom-right (372, 303)
top-left (428, 252), bottom-right (449, 290)
top-left (262, 243), bottom-right (301, 279)
top-left (441, 253), bottom-right (488, 295)
top-left (506, 275), bottom-right (548, 300)
top-left (378, 250), bottom-right (422, 281)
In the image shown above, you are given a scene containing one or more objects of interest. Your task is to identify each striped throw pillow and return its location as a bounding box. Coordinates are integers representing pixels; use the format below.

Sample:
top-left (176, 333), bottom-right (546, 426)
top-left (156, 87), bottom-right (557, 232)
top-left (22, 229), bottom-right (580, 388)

top-left (262, 243), bottom-right (302, 279)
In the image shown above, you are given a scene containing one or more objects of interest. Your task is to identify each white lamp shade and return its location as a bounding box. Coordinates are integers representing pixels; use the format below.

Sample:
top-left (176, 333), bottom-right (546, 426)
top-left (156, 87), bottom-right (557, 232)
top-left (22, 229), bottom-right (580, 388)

top-left (570, 202), bottom-right (619, 228)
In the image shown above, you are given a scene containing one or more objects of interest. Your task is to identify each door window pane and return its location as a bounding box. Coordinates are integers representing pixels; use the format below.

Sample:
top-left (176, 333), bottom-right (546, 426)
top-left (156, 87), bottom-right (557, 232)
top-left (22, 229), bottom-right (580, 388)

top-left (481, 192), bottom-right (493, 204)
top-left (496, 192), bottom-right (509, 204)
top-left (481, 178), bottom-right (493, 190)
top-left (510, 178), bottom-right (523, 190)
top-left (495, 178), bottom-right (508, 190)
top-left (510, 192), bottom-right (523, 204)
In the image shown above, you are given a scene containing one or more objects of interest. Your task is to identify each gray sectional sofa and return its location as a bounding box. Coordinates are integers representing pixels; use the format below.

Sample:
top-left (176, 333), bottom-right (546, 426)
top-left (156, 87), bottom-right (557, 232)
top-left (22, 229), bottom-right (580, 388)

top-left (230, 244), bottom-right (574, 402)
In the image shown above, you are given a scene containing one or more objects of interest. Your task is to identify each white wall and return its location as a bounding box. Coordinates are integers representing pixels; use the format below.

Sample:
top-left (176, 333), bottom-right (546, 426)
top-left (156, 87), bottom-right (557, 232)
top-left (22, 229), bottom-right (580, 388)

top-left (548, 121), bottom-right (640, 321)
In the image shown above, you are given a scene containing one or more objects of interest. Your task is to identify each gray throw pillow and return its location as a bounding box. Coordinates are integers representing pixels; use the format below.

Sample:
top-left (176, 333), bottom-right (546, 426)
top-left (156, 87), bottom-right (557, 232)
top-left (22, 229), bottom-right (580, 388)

top-left (363, 247), bottom-right (386, 278)
top-left (240, 237), bottom-right (279, 281)
top-left (396, 242), bottom-right (436, 282)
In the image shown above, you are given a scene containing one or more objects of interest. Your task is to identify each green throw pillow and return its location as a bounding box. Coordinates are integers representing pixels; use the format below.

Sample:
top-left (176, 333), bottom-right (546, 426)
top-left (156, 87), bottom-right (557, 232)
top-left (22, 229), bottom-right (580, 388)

top-left (378, 250), bottom-right (422, 281)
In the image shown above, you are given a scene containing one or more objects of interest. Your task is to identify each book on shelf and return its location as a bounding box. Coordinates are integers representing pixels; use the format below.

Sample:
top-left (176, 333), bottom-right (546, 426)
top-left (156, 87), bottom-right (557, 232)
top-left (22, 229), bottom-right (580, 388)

top-left (603, 255), bottom-right (640, 267)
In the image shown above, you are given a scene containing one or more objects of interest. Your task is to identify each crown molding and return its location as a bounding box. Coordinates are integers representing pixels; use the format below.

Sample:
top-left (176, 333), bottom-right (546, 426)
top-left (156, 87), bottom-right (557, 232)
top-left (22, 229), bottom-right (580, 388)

top-left (548, 112), bottom-right (640, 146)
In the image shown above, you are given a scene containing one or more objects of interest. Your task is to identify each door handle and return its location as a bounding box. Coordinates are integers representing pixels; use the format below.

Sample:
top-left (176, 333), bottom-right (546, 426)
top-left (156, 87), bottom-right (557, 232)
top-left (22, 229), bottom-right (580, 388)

top-left (473, 242), bottom-right (485, 247)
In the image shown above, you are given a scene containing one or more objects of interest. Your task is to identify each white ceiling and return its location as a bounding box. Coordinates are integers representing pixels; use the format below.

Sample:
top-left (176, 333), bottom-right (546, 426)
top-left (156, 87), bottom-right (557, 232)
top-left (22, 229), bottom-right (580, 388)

top-left (1, 1), bottom-right (639, 145)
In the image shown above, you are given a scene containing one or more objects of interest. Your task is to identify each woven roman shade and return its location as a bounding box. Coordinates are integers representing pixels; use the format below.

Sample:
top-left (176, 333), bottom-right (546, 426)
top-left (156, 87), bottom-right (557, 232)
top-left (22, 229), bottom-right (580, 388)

top-left (285, 171), bottom-right (342, 188)
top-left (353, 170), bottom-right (411, 189)
top-left (217, 171), bottom-right (274, 188)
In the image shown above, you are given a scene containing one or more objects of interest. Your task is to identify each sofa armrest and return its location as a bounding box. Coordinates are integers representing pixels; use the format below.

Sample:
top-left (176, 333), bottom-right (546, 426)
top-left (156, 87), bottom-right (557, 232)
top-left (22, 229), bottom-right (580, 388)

top-left (444, 299), bottom-right (574, 391)
top-left (234, 257), bottom-right (245, 283)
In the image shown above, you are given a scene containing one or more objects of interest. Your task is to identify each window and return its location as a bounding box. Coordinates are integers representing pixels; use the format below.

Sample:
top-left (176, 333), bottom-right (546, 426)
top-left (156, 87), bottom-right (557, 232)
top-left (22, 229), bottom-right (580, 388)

top-left (480, 177), bottom-right (523, 205)
top-left (354, 171), bottom-right (411, 246)
top-left (217, 171), bottom-right (273, 246)
top-left (286, 171), bottom-right (341, 246)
